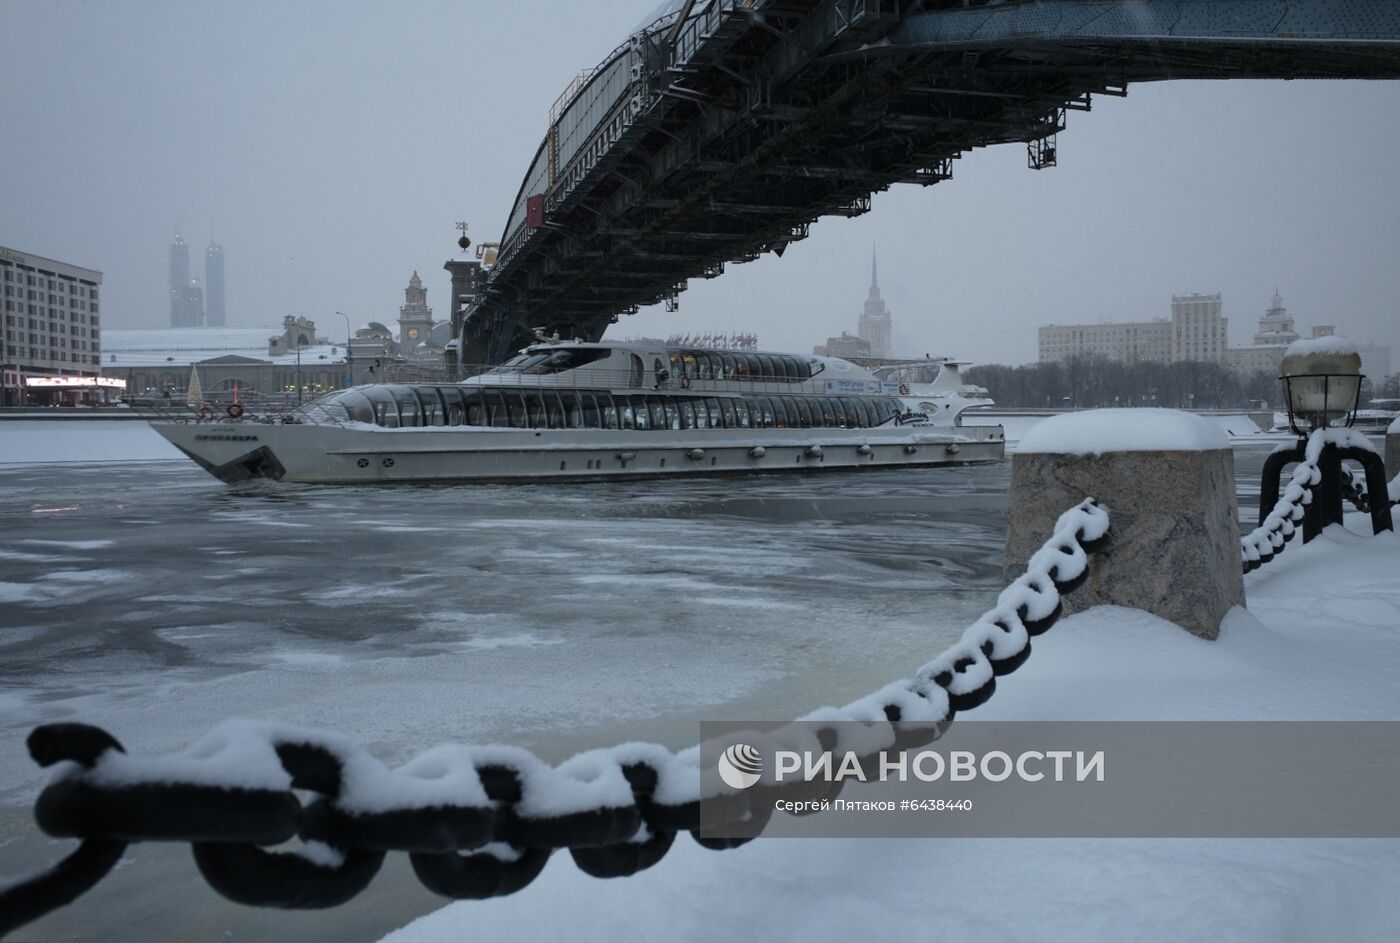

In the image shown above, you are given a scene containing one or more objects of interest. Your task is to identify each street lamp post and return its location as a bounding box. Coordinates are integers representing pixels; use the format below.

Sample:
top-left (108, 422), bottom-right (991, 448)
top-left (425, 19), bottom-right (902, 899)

top-left (335, 311), bottom-right (352, 387)
top-left (295, 341), bottom-right (303, 406)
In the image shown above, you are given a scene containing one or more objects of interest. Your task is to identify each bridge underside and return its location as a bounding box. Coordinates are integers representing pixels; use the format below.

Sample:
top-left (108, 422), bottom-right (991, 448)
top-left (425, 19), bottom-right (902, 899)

top-left (462, 0), bottom-right (1400, 364)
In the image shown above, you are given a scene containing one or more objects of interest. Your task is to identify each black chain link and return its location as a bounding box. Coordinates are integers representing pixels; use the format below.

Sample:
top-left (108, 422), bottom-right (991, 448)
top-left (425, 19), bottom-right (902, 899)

top-left (1241, 431), bottom-right (1324, 573)
top-left (1342, 468), bottom-right (1371, 514)
top-left (0, 499), bottom-right (1110, 940)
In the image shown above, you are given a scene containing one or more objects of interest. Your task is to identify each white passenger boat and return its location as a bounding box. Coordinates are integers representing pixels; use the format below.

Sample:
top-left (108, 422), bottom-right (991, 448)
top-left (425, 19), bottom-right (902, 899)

top-left (149, 341), bottom-right (1004, 484)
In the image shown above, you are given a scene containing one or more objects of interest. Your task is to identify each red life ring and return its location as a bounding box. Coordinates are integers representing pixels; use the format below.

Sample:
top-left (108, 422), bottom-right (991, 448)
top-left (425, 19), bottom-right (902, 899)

top-left (197, 405), bottom-right (213, 420)
top-left (898, 383), bottom-right (910, 396)
top-left (225, 402), bottom-right (245, 419)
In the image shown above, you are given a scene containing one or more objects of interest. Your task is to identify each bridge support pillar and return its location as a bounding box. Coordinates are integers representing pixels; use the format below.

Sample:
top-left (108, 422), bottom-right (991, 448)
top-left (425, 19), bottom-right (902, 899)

top-left (1003, 410), bottom-right (1244, 639)
top-left (444, 259), bottom-right (482, 373)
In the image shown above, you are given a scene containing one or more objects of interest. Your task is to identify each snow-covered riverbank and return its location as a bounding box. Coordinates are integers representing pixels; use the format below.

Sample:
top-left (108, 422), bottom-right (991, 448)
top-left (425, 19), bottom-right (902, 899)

top-left (384, 518), bottom-right (1400, 943)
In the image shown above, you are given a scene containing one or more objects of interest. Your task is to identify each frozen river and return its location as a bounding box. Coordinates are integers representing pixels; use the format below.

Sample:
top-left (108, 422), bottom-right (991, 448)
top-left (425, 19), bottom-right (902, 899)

top-left (0, 421), bottom-right (1285, 941)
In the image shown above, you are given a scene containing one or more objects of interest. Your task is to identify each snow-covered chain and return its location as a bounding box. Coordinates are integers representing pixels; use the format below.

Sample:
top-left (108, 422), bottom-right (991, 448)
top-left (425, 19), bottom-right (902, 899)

top-left (1240, 428), bottom-right (1391, 572)
top-left (1240, 439), bottom-right (1317, 572)
top-left (0, 500), bottom-right (1110, 937)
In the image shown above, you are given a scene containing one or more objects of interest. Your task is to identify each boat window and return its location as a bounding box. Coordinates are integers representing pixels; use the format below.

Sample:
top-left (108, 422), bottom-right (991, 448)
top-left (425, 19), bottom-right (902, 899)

top-left (495, 348), bottom-right (611, 375)
top-left (816, 397), bottom-right (836, 428)
top-left (378, 386), bottom-right (407, 427)
top-left (459, 390), bottom-right (485, 426)
top-left (755, 355), bottom-right (775, 382)
top-left (851, 398), bottom-right (870, 428)
top-left (794, 359), bottom-right (814, 380)
top-left (487, 352), bottom-right (547, 374)
top-left (770, 357), bottom-right (789, 382)
top-left (366, 383), bottom-right (400, 425)
top-left (621, 391), bottom-right (641, 430)
top-left (629, 354), bottom-right (644, 388)
top-left (577, 392), bottom-right (599, 428)
top-left (762, 396), bottom-right (782, 428)
top-left (414, 387), bottom-right (444, 426)
top-left (397, 387), bottom-right (423, 427)
top-left (439, 387), bottom-right (464, 426)
top-left (718, 353), bottom-right (736, 381)
top-left (780, 396), bottom-right (802, 427)
top-left (674, 350), bottom-right (695, 383)
top-left (500, 391), bottom-right (523, 427)
top-left (477, 389), bottom-right (499, 426)
top-left (600, 394), bottom-right (619, 429)
top-left (732, 355), bottom-right (752, 381)
top-left (338, 390), bottom-right (375, 424)
top-left (750, 396), bottom-right (772, 428)
top-left (717, 397), bottom-right (736, 429)
top-left (771, 396), bottom-right (790, 428)
top-left (677, 394), bottom-right (700, 428)
top-left (521, 391), bottom-right (545, 428)
top-left (658, 399), bottom-right (676, 430)
top-left (874, 397), bottom-right (898, 426)
top-left (856, 398), bottom-right (878, 428)
top-left (562, 391), bottom-right (583, 428)
top-left (703, 397), bottom-right (722, 428)
top-left (791, 396), bottom-right (813, 428)
top-left (731, 398), bottom-right (749, 428)
top-left (823, 397), bottom-right (843, 428)
top-left (694, 353), bottom-right (711, 382)
top-left (837, 397), bottom-right (859, 428)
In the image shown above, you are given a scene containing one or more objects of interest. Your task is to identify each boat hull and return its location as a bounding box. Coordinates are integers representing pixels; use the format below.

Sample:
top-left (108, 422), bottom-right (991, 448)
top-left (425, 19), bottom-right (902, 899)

top-left (151, 421), bottom-right (1004, 484)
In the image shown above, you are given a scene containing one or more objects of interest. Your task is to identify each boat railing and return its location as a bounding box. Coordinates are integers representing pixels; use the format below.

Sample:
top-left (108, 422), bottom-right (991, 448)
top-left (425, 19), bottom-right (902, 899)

top-left (449, 364), bottom-right (882, 399)
top-left (129, 398), bottom-right (316, 426)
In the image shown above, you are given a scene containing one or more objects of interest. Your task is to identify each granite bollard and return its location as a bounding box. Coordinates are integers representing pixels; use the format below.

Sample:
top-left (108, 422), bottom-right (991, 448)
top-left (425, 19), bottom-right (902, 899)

top-left (1003, 409), bottom-right (1244, 640)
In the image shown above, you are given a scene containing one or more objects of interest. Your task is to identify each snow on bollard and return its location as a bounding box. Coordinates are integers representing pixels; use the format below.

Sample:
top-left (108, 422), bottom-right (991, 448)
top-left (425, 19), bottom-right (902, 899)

top-left (1004, 409), bottom-right (1243, 639)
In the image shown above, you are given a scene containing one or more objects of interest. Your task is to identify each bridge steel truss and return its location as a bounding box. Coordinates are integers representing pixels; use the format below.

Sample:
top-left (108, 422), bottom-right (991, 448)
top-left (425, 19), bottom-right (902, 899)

top-left (458, 0), bottom-right (1400, 364)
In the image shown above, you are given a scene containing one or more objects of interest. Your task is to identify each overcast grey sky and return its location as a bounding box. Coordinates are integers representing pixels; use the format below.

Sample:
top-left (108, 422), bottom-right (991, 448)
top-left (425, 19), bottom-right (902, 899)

top-left (3, 0), bottom-right (1398, 366)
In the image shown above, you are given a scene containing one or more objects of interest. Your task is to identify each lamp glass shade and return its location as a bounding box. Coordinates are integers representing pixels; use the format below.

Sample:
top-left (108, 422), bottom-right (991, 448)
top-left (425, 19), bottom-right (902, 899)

top-left (1279, 347), bottom-right (1363, 430)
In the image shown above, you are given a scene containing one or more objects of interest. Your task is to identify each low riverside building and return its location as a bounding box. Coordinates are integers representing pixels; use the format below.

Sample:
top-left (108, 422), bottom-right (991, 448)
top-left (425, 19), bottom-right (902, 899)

top-left (103, 327), bottom-right (349, 404)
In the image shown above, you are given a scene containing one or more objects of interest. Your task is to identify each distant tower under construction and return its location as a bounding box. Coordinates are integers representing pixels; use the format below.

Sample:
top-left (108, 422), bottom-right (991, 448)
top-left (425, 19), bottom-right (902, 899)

top-left (169, 233), bottom-right (192, 327)
top-left (857, 247), bottom-right (892, 358)
top-left (205, 243), bottom-right (225, 327)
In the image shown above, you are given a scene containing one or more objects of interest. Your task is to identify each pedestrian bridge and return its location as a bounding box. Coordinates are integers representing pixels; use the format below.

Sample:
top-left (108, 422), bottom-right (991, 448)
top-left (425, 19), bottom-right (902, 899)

top-left (454, 0), bottom-right (1400, 364)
